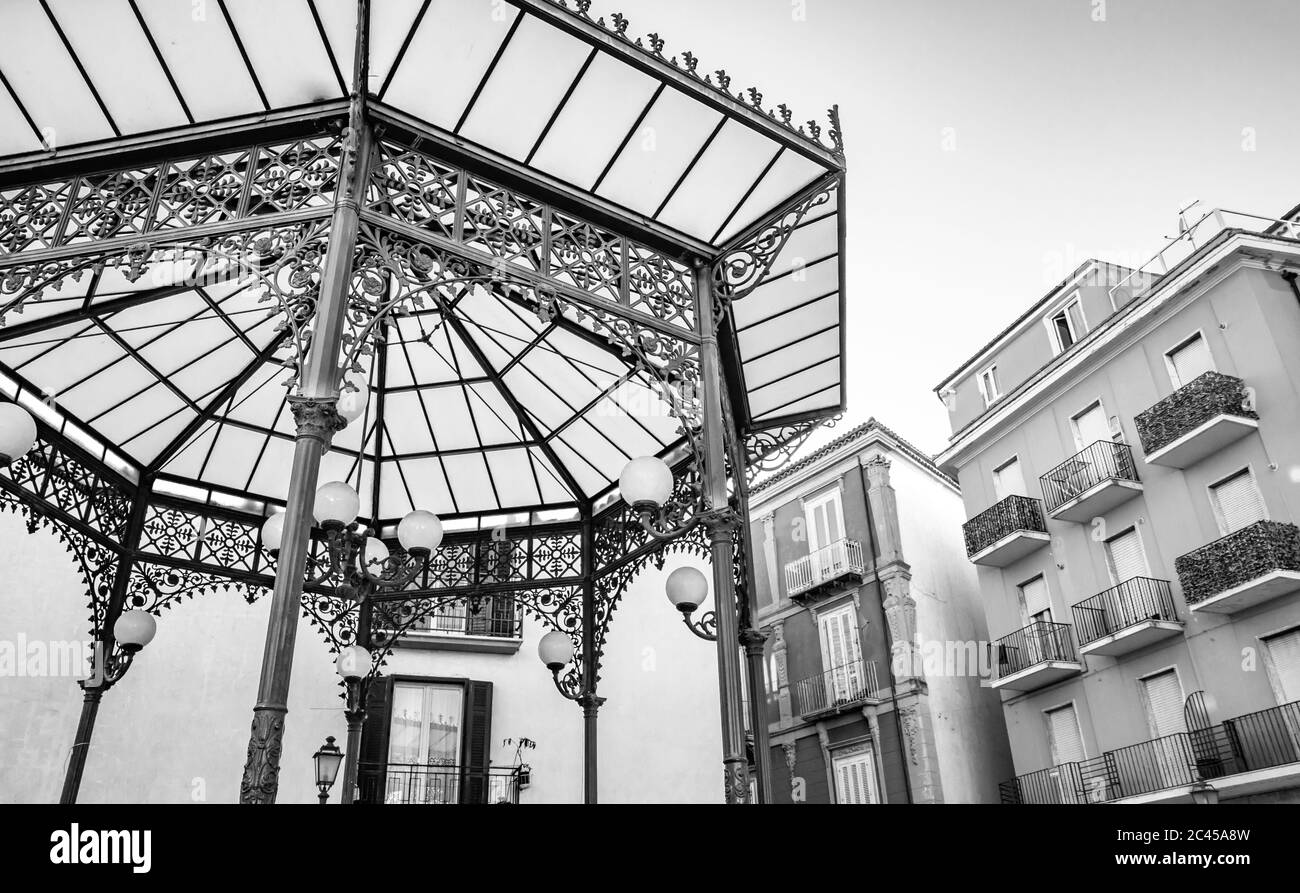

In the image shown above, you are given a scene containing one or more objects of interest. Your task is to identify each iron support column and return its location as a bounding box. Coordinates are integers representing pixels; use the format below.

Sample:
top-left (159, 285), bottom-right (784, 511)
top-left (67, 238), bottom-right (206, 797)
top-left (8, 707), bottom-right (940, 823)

top-left (59, 689), bottom-right (103, 805)
top-left (579, 508), bottom-right (602, 803)
top-left (696, 263), bottom-right (750, 804)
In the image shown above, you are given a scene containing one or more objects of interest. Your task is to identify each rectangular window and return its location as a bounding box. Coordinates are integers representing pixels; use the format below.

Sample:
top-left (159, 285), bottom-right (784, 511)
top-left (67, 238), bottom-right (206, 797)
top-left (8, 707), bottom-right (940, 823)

top-left (1071, 401), bottom-right (1111, 450)
top-left (1104, 527), bottom-right (1149, 584)
top-left (1046, 703), bottom-right (1085, 766)
top-left (1050, 297), bottom-right (1087, 353)
top-left (803, 487), bottom-right (845, 551)
top-left (832, 743), bottom-right (881, 804)
top-left (993, 456), bottom-right (1026, 499)
top-left (1141, 669), bottom-right (1188, 738)
top-left (1166, 332), bottom-right (1214, 388)
top-left (389, 682), bottom-right (464, 768)
top-left (1263, 628), bottom-right (1300, 703)
top-left (978, 365), bottom-right (1001, 406)
top-left (1210, 469), bottom-right (1267, 535)
top-left (1019, 575), bottom-right (1051, 625)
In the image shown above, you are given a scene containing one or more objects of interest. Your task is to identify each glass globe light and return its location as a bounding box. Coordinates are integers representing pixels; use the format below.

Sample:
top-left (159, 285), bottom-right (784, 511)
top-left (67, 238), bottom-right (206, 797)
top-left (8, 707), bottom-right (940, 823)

top-left (114, 609), bottom-right (157, 652)
top-left (537, 630), bottom-right (574, 671)
top-left (261, 513), bottom-right (284, 552)
top-left (335, 644), bottom-right (371, 680)
top-left (665, 566), bottom-right (709, 613)
top-left (0, 403), bottom-right (37, 466)
top-left (314, 481), bottom-right (360, 526)
top-left (363, 536), bottom-right (389, 569)
top-left (336, 380), bottom-right (369, 424)
top-left (398, 509), bottom-right (443, 555)
top-left (618, 456), bottom-right (673, 510)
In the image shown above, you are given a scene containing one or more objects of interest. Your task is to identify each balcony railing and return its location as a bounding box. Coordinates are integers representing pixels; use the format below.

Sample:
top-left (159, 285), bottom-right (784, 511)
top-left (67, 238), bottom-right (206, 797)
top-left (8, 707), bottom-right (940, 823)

top-left (791, 658), bottom-right (882, 717)
top-left (1039, 440), bottom-right (1140, 515)
top-left (993, 621), bottom-right (1078, 678)
top-left (1175, 520), bottom-right (1300, 611)
top-left (357, 762), bottom-right (523, 804)
top-left (784, 538), bottom-right (866, 599)
top-left (1071, 577), bottom-right (1179, 647)
top-left (962, 494), bottom-right (1048, 558)
top-left (1134, 371), bottom-right (1258, 461)
top-left (1000, 699), bottom-right (1300, 804)
top-left (410, 596), bottom-right (523, 639)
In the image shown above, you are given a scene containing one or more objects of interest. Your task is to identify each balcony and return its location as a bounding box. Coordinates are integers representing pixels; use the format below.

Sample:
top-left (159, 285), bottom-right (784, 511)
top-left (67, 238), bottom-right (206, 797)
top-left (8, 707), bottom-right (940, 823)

top-left (1135, 371), bottom-right (1259, 469)
top-left (357, 762), bottom-right (524, 804)
top-left (784, 538), bottom-right (866, 601)
top-left (1071, 577), bottom-right (1183, 657)
top-left (962, 494), bottom-right (1050, 567)
top-left (395, 596), bottom-right (524, 653)
top-left (1000, 699), bottom-right (1300, 804)
top-left (990, 621), bottom-right (1083, 691)
top-left (1175, 520), bottom-right (1300, 614)
top-left (791, 659), bottom-right (883, 718)
top-left (1039, 440), bottom-right (1142, 522)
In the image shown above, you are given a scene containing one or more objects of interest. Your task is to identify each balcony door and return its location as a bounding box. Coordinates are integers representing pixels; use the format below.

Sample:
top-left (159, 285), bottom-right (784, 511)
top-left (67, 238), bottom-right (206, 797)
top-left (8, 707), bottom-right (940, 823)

top-left (1045, 704), bottom-right (1085, 803)
top-left (1104, 527), bottom-right (1150, 627)
top-left (1019, 575), bottom-right (1053, 664)
top-left (387, 682), bottom-right (465, 804)
top-left (1140, 669), bottom-right (1192, 788)
top-left (1072, 401), bottom-right (1111, 451)
top-left (992, 456), bottom-right (1026, 500)
top-left (819, 602), bottom-right (865, 704)
top-left (804, 487), bottom-right (846, 582)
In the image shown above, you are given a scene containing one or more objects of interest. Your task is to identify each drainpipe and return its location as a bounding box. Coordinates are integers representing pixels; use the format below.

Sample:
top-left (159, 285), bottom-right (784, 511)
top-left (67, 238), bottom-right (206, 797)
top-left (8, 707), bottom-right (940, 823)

top-left (856, 457), bottom-right (914, 804)
top-left (1283, 271), bottom-right (1300, 307)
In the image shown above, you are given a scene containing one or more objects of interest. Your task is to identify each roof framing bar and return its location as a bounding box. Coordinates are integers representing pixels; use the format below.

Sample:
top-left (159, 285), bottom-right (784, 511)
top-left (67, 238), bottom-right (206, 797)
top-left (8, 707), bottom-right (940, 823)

top-left (38, 0), bottom-right (120, 138)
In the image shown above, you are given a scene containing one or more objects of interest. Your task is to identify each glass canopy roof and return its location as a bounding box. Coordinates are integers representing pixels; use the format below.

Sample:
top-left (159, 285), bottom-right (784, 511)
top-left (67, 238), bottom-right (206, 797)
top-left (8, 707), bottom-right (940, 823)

top-left (0, 0), bottom-right (847, 525)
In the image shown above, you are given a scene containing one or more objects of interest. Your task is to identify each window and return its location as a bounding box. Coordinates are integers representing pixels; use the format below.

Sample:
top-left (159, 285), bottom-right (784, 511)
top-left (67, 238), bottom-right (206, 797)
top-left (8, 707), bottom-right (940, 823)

top-left (1019, 575), bottom-right (1051, 625)
top-left (1209, 468), bottom-right (1267, 535)
top-left (1165, 332), bottom-right (1214, 388)
top-left (1140, 669), bottom-right (1188, 738)
top-left (978, 365), bottom-right (1001, 406)
top-left (1045, 704), bottom-right (1085, 803)
top-left (1049, 297), bottom-right (1087, 353)
top-left (992, 456), bottom-right (1026, 499)
top-left (803, 487), bottom-right (845, 551)
top-left (1263, 628), bottom-right (1300, 704)
top-left (389, 682), bottom-right (464, 768)
top-left (819, 602), bottom-right (866, 702)
top-left (831, 742), bottom-right (880, 804)
top-left (1071, 400), bottom-right (1111, 450)
top-left (1104, 527), bottom-right (1149, 584)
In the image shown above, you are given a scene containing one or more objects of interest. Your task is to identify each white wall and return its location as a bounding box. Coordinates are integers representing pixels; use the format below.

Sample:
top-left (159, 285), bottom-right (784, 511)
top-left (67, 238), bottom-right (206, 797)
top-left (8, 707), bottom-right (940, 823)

top-left (0, 512), bottom-right (720, 804)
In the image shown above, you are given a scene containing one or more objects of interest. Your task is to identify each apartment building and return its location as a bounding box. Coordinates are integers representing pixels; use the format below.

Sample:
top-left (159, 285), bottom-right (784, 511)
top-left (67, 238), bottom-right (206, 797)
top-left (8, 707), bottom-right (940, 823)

top-left (935, 208), bottom-right (1300, 804)
top-left (749, 419), bottom-right (1012, 804)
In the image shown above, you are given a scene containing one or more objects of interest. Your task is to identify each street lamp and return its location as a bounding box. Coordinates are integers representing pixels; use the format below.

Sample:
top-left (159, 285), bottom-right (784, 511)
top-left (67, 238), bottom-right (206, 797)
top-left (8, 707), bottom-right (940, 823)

top-left (269, 481), bottom-right (444, 803)
top-left (60, 608), bottom-right (158, 804)
top-left (313, 736), bottom-right (343, 805)
top-left (665, 565), bottom-right (717, 640)
top-left (0, 402), bottom-right (37, 466)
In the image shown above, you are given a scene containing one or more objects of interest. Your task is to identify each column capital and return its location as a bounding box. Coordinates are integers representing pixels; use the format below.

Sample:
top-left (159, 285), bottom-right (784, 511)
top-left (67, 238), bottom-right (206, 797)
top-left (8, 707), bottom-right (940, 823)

top-left (863, 453), bottom-right (892, 487)
top-left (289, 396), bottom-right (347, 443)
top-left (739, 626), bottom-right (768, 653)
top-left (579, 692), bottom-right (607, 715)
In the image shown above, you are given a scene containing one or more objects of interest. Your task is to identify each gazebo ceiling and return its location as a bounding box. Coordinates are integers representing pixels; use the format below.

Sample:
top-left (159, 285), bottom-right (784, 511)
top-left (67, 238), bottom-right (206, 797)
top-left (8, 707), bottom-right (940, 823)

top-left (0, 0), bottom-right (848, 524)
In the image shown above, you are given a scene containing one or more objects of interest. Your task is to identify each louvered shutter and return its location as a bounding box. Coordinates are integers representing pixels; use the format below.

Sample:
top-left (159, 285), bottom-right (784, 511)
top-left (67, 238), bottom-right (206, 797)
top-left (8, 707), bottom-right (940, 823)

top-left (1047, 704), bottom-right (1085, 765)
top-left (460, 680), bottom-right (493, 803)
top-left (357, 676), bottom-right (394, 804)
top-left (820, 606), bottom-right (864, 700)
top-left (1142, 671), bottom-right (1188, 737)
top-left (1265, 629), bottom-right (1300, 702)
top-left (1169, 335), bottom-right (1213, 386)
top-left (1105, 528), bottom-right (1148, 582)
top-left (1211, 471), bottom-right (1266, 533)
top-left (833, 748), bottom-right (879, 804)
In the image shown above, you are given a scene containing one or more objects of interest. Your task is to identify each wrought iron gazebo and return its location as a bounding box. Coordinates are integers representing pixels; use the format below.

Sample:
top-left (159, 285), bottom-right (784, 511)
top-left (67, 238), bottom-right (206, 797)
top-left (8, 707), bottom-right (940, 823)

top-left (0, 0), bottom-right (848, 804)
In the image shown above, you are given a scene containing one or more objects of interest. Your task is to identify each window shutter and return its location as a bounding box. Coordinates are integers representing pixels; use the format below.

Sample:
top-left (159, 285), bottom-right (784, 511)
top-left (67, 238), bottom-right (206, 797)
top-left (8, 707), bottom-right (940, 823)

top-left (460, 680), bottom-right (493, 803)
top-left (357, 676), bottom-right (394, 804)
top-left (1105, 528), bottom-right (1148, 583)
top-left (1265, 629), bottom-right (1300, 703)
top-left (832, 748), bottom-right (879, 804)
top-left (1169, 335), bottom-right (1213, 386)
top-left (1073, 403), bottom-right (1110, 448)
top-left (993, 459), bottom-right (1026, 499)
top-left (1212, 471), bottom-right (1266, 534)
top-left (1142, 671), bottom-right (1188, 738)
top-left (1046, 705), bottom-right (1085, 765)
top-left (1020, 576), bottom-right (1050, 621)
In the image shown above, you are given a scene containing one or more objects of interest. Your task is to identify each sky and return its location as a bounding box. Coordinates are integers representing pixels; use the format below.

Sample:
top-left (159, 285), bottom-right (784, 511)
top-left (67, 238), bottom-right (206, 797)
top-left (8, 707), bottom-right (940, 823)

top-left (596, 0), bottom-right (1300, 455)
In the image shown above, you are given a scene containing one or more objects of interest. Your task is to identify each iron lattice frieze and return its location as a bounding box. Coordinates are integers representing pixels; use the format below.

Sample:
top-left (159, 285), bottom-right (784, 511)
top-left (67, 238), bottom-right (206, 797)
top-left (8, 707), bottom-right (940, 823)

top-left (367, 138), bottom-right (697, 333)
top-left (0, 430), bottom-right (133, 547)
top-left (0, 134), bottom-right (344, 257)
top-left (126, 560), bottom-right (268, 616)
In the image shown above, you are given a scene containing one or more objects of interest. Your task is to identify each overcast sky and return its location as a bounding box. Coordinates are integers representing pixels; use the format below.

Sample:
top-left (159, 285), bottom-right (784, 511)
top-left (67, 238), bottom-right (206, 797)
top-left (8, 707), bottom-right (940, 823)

top-left (597, 0), bottom-right (1300, 455)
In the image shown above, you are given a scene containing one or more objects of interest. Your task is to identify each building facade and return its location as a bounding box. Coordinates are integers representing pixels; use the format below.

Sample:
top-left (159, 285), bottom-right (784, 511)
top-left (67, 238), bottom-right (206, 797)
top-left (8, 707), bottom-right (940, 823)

top-left (935, 210), bottom-right (1300, 804)
top-left (749, 419), bottom-right (1012, 804)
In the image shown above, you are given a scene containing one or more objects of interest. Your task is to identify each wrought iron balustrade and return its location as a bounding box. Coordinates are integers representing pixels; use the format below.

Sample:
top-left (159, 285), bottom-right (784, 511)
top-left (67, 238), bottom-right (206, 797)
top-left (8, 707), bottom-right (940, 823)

top-left (1071, 577), bottom-right (1178, 646)
top-left (791, 658), bottom-right (881, 717)
top-left (992, 621), bottom-right (1078, 677)
top-left (1134, 371), bottom-right (1258, 457)
top-left (1174, 520), bottom-right (1300, 606)
top-left (408, 597), bottom-right (523, 639)
top-left (784, 537), bottom-right (865, 598)
top-left (356, 762), bottom-right (522, 805)
top-left (961, 494), bottom-right (1047, 557)
top-left (1039, 440), bottom-right (1139, 513)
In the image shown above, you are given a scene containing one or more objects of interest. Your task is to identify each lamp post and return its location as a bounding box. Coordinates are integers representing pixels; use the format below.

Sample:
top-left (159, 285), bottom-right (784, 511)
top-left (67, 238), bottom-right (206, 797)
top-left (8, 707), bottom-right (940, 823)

top-left (313, 736), bottom-right (343, 804)
top-left (262, 480), bottom-right (444, 804)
